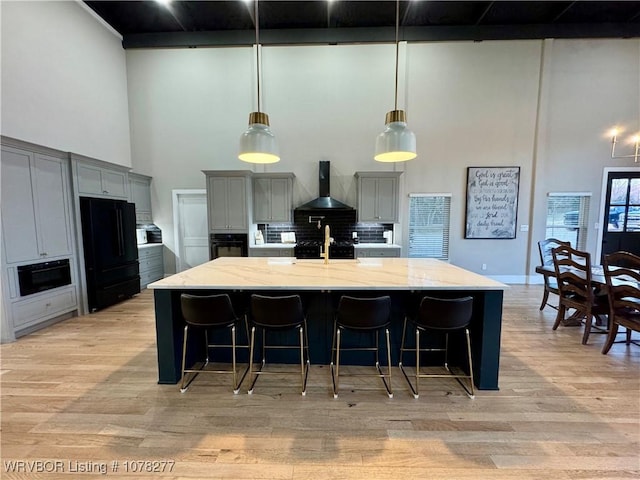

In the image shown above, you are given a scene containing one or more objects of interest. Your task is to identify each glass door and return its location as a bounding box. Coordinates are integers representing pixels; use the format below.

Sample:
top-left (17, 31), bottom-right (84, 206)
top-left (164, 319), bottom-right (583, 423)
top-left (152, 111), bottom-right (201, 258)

top-left (601, 172), bottom-right (640, 262)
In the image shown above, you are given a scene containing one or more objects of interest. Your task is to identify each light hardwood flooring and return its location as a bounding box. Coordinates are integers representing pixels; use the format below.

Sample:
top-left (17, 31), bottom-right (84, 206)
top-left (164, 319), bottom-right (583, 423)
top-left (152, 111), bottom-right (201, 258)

top-left (1, 285), bottom-right (638, 479)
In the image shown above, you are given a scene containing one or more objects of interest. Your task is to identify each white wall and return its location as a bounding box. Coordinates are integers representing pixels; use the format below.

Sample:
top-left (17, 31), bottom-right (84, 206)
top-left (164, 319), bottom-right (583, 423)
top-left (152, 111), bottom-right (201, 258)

top-left (1, 1), bottom-right (131, 166)
top-left (128, 38), bottom-right (639, 277)
top-left (2, 1), bottom-right (638, 278)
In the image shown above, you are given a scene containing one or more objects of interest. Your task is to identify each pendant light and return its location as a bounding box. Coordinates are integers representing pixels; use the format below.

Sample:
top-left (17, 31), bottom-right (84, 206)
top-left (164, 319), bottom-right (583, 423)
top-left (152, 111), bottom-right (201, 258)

top-left (239, 0), bottom-right (280, 164)
top-left (374, 0), bottom-right (416, 162)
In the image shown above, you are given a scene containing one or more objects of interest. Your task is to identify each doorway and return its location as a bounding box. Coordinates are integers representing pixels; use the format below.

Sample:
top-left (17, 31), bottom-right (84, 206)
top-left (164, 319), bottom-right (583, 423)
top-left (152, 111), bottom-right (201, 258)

top-left (172, 189), bottom-right (208, 273)
top-left (599, 169), bottom-right (640, 263)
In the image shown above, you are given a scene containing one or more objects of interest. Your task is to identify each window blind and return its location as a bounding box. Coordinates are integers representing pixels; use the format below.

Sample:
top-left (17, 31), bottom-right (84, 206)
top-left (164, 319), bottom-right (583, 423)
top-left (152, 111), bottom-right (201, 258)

top-left (546, 193), bottom-right (591, 251)
top-left (408, 194), bottom-right (451, 260)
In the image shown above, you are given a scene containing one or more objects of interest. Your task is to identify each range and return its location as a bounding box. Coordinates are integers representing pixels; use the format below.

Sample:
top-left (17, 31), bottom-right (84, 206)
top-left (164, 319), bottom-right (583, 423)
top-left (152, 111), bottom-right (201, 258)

top-left (294, 241), bottom-right (355, 260)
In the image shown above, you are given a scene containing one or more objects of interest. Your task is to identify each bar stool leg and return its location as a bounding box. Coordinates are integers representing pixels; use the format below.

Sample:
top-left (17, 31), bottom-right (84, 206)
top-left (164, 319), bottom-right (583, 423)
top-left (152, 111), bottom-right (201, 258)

top-left (247, 326), bottom-right (257, 394)
top-left (332, 327), bottom-right (341, 398)
top-left (180, 325), bottom-right (189, 393)
top-left (414, 328), bottom-right (420, 399)
top-left (462, 328), bottom-right (475, 398)
top-left (299, 326), bottom-right (308, 396)
top-left (384, 328), bottom-right (393, 398)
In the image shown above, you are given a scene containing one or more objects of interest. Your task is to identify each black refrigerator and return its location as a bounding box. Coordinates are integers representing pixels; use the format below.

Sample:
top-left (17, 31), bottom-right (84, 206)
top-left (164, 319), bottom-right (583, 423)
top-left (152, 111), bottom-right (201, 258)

top-left (80, 197), bottom-right (140, 312)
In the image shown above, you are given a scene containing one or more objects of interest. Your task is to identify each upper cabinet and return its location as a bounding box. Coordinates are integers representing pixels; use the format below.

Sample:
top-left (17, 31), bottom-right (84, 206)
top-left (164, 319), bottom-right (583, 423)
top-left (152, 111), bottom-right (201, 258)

top-left (253, 173), bottom-right (295, 223)
top-left (129, 173), bottom-right (153, 223)
top-left (204, 171), bottom-right (252, 233)
top-left (355, 172), bottom-right (403, 223)
top-left (73, 155), bottom-right (128, 200)
top-left (1, 146), bottom-right (73, 263)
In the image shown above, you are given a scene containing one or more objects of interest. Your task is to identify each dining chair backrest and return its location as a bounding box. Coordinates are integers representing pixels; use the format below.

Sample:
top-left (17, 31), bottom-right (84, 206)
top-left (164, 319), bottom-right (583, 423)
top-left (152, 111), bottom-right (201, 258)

top-left (552, 244), bottom-right (594, 308)
top-left (538, 238), bottom-right (571, 267)
top-left (603, 251), bottom-right (640, 312)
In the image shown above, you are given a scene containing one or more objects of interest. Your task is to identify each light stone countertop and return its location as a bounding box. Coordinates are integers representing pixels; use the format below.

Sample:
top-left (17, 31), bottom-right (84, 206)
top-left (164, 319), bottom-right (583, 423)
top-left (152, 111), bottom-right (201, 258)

top-left (249, 243), bottom-right (400, 248)
top-left (354, 243), bottom-right (401, 249)
top-left (249, 243), bottom-right (295, 248)
top-left (138, 243), bottom-right (163, 249)
top-left (149, 257), bottom-right (506, 291)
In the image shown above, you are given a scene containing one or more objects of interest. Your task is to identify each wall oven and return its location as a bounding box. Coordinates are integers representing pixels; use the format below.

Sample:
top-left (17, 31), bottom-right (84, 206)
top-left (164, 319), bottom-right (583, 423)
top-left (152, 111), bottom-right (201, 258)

top-left (210, 233), bottom-right (248, 259)
top-left (18, 259), bottom-right (72, 297)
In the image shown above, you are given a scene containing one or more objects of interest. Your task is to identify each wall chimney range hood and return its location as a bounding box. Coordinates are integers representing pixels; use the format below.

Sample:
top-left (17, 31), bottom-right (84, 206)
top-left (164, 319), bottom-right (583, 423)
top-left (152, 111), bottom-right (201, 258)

top-left (295, 161), bottom-right (354, 210)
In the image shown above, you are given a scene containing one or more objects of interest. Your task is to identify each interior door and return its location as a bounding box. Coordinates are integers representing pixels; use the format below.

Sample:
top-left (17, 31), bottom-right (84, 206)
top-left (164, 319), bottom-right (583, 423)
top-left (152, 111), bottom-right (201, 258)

top-left (601, 172), bottom-right (640, 262)
top-left (173, 190), bottom-right (208, 272)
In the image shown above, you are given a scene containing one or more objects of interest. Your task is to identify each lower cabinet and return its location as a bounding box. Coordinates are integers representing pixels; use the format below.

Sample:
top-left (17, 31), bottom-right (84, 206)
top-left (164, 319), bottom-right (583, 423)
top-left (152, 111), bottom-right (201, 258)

top-left (139, 244), bottom-right (164, 289)
top-left (249, 247), bottom-right (295, 257)
top-left (355, 247), bottom-right (401, 258)
top-left (11, 285), bottom-right (77, 335)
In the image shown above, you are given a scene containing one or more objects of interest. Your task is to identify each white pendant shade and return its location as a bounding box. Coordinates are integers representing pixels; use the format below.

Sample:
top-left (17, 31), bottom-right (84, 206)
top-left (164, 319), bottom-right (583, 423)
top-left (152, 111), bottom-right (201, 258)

top-left (374, 110), bottom-right (417, 162)
top-left (238, 0), bottom-right (280, 165)
top-left (238, 112), bottom-right (280, 164)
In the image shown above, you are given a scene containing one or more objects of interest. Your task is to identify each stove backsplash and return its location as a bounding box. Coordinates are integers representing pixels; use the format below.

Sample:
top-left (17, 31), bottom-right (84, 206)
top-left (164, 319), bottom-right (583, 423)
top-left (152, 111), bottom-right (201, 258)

top-left (258, 210), bottom-right (392, 244)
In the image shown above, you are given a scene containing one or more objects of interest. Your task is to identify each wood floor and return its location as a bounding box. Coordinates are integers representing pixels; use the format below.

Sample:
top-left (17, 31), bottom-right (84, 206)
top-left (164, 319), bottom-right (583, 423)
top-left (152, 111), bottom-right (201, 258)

top-left (1, 285), bottom-right (639, 479)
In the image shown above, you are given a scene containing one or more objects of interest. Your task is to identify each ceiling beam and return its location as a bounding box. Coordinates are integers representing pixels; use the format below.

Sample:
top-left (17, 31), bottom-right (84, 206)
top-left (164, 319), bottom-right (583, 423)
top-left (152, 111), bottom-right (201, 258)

top-left (122, 23), bottom-right (640, 49)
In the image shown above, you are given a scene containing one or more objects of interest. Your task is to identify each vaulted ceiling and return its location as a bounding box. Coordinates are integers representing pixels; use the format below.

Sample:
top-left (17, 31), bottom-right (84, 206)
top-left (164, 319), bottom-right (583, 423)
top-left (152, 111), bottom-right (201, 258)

top-left (84, 1), bottom-right (640, 49)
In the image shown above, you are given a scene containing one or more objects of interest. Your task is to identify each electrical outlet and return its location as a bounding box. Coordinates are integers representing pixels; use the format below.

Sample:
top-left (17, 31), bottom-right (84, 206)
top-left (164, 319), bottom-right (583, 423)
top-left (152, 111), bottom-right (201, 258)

top-left (481, 263), bottom-right (487, 271)
top-left (520, 224), bottom-right (529, 232)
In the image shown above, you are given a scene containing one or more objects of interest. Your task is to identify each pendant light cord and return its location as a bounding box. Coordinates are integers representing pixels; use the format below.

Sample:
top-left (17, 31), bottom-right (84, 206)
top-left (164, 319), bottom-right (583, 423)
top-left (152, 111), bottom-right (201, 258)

top-left (255, 0), bottom-right (261, 113)
top-left (394, 0), bottom-right (400, 111)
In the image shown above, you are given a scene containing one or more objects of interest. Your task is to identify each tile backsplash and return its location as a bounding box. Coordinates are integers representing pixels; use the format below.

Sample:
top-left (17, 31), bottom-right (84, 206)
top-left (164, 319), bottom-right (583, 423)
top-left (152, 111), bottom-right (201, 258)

top-left (259, 210), bottom-right (392, 244)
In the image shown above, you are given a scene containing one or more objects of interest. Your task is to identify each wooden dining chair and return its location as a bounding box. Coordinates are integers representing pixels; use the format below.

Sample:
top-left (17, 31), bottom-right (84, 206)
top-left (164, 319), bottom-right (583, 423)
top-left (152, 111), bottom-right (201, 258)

top-left (551, 245), bottom-right (609, 345)
top-left (537, 238), bottom-right (571, 310)
top-left (601, 251), bottom-right (640, 354)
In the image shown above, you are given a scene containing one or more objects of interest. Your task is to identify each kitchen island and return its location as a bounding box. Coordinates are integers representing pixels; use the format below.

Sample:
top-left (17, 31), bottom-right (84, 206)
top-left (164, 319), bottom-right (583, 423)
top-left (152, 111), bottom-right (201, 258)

top-left (149, 257), bottom-right (507, 390)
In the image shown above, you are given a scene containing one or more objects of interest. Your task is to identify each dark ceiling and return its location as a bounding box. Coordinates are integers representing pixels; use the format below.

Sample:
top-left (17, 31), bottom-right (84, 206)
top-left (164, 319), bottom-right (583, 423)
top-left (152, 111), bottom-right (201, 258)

top-left (84, 1), bottom-right (640, 49)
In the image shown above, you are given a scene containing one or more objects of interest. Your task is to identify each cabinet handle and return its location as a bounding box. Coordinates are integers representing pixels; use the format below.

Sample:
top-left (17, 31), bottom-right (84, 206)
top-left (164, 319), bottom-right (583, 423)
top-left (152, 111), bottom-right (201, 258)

top-left (103, 190), bottom-right (109, 194)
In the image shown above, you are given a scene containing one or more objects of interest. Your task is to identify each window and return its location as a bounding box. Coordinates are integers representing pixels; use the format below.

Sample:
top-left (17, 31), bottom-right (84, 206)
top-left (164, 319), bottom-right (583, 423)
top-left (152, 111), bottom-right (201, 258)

top-left (546, 193), bottom-right (591, 250)
top-left (408, 194), bottom-right (451, 260)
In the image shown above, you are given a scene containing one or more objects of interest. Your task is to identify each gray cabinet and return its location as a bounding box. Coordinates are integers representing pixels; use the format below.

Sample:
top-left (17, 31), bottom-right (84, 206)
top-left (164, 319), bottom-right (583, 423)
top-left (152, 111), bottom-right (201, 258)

top-left (1, 142), bottom-right (78, 340)
top-left (129, 173), bottom-right (153, 223)
top-left (355, 172), bottom-right (402, 223)
top-left (75, 158), bottom-right (128, 199)
top-left (355, 247), bottom-right (401, 258)
top-left (253, 173), bottom-right (294, 223)
top-left (249, 247), bottom-right (294, 257)
top-left (138, 244), bottom-right (164, 289)
top-left (204, 171), bottom-right (251, 233)
top-left (1, 146), bottom-right (73, 263)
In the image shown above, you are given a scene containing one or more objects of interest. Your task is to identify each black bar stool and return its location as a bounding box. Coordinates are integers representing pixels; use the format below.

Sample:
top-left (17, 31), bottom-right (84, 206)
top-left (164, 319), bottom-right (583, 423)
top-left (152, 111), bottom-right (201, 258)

top-left (180, 293), bottom-right (249, 393)
top-left (247, 294), bottom-right (310, 396)
top-left (399, 296), bottom-right (474, 398)
top-left (331, 295), bottom-right (393, 398)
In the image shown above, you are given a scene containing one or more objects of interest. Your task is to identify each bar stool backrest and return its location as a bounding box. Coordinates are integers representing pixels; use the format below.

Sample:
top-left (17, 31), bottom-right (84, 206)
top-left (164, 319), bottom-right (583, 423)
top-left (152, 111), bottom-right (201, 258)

top-left (250, 294), bottom-right (304, 328)
top-left (414, 296), bottom-right (473, 331)
top-left (337, 296), bottom-right (391, 330)
top-left (180, 293), bottom-right (237, 327)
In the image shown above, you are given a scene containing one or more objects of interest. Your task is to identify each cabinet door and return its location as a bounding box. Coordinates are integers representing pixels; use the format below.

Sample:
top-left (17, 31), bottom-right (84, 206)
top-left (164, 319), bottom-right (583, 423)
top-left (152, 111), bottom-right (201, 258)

top-left (226, 177), bottom-right (248, 230)
top-left (358, 177), bottom-right (379, 222)
top-left (102, 170), bottom-right (127, 198)
top-left (32, 154), bottom-right (72, 258)
top-left (131, 177), bottom-right (152, 221)
top-left (1, 147), bottom-right (39, 263)
top-left (253, 177), bottom-right (271, 223)
top-left (208, 177), bottom-right (229, 230)
top-left (269, 178), bottom-right (291, 222)
top-left (77, 163), bottom-right (104, 195)
top-left (376, 177), bottom-right (398, 222)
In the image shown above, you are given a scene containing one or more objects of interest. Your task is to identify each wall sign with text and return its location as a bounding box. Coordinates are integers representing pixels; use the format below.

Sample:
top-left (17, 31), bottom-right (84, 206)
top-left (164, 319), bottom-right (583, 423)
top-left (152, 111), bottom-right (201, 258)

top-left (465, 166), bottom-right (520, 239)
